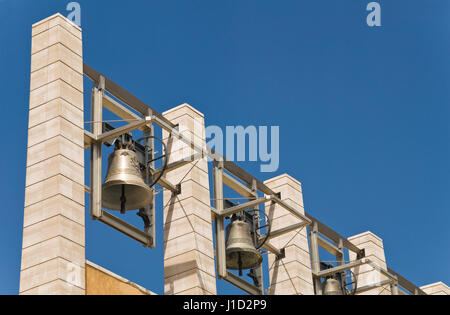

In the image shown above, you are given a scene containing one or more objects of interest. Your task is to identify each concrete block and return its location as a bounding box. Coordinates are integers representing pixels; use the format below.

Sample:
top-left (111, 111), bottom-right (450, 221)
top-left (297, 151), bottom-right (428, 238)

top-left (163, 196), bottom-right (213, 224)
top-left (164, 232), bottom-right (214, 261)
top-left (32, 13), bottom-right (81, 39)
top-left (32, 25), bottom-right (82, 56)
top-left (165, 269), bottom-right (216, 295)
top-left (163, 103), bottom-right (204, 121)
top-left (29, 79), bottom-right (83, 111)
top-left (21, 279), bottom-right (85, 295)
top-left (30, 61), bottom-right (83, 92)
top-left (20, 258), bottom-right (85, 293)
top-left (27, 117), bottom-right (84, 148)
top-left (24, 174), bottom-right (84, 208)
top-left (28, 98), bottom-right (83, 129)
top-left (26, 135), bottom-right (83, 168)
top-left (421, 282), bottom-right (450, 295)
top-left (24, 194), bottom-right (85, 228)
top-left (25, 155), bottom-right (84, 187)
top-left (164, 250), bottom-right (216, 279)
top-left (22, 215), bottom-right (84, 249)
top-left (164, 214), bottom-right (213, 242)
top-left (21, 236), bottom-right (84, 270)
top-left (31, 43), bottom-right (83, 74)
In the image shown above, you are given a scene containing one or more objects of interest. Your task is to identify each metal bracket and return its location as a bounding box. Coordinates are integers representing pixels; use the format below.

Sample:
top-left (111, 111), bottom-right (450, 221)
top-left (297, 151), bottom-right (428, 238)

top-left (175, 183), bottom-right (182, 196)
top-left (276, 248), bottom-right (286, 260)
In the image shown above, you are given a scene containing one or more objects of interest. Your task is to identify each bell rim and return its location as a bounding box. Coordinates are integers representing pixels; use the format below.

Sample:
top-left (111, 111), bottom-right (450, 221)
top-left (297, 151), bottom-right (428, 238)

top-left (225, 247), bottom-right (262, 270)
top-left (102, 181), bottom-right (153, 211)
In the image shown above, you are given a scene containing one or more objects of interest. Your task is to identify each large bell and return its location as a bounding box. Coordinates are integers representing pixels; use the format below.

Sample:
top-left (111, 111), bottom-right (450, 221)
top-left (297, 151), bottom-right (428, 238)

top-left (323, 278), bottom-right (344, 295)
top-left (102, 147), bottom-right (153, 212)
top-left (225, 218), bottom-right (262, 274)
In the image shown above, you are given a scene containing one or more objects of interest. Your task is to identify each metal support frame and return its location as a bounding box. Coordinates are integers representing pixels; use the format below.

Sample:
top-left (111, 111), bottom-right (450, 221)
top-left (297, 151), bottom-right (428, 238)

top-left (312, 257), bottom-right (400, 295)
top-left (83, 63), bottom-right (426, 296)
top-left (309, 222), bottom-right (323, 295)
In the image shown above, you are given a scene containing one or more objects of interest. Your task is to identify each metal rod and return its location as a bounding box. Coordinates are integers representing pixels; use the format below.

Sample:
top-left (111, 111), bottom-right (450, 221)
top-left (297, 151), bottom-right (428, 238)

top-left (265, 222), bottom-right (309, 241)
top-left (98, 210), bottom-right (152, 246)
top-left (222, 172), bottom-right (255, 199)
top-left (309, 222), bottom-right (323, 295)
top-left (314, 259), bottom-right (368, 279)
top-left (271, 196), bottom-right (312, 226)
top-left (317, 235), bottom-right (342, 256)
top-left (83, 63), bottom-right (175, 129)
top-left (96, 117), bottom-right (151, 143)
top-left (220, 197), bottom-right (269, 218)
top-left (90, 84), bottom-right (103, 219)
top-left (356, 279), bottom-right (393, 294)
top-left (213, 161), bottom-right (227, 278)
top-left (262, 241), bottom-right (282, 258)
top-left (387, 267), bottom-right (427, 295)
top-left (224, 272), bottom-right (262, 295)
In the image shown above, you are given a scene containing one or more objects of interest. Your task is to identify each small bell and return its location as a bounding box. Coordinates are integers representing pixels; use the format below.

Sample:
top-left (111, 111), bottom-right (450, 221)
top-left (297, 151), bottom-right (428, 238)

top-left (323, 278), bottom-right (344, 295)
top-left (225, 216), bottom-right (262, 276)
top-left (102, 142), bottom-right (153, 213)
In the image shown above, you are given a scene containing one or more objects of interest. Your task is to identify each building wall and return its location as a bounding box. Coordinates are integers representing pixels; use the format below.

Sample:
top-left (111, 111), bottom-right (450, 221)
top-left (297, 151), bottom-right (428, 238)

top-left (85, 261), bottom-right (156, 295)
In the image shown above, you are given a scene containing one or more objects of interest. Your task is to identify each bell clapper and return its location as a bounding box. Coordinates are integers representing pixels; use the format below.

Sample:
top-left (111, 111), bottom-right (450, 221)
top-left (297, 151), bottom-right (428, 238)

top-left (238, 252), bottom-right (243, 277)
top-left (120, 184), bottom-right (127, 214)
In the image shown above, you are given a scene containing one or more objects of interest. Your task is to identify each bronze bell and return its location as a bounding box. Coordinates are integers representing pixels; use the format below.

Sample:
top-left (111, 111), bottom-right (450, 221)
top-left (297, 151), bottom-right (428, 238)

top-left (225, 217), bottom-right (262, 275)
top-left (323, 278), bottom-right (344, 295)
top-left (102, 146), bottom-right (153, 213)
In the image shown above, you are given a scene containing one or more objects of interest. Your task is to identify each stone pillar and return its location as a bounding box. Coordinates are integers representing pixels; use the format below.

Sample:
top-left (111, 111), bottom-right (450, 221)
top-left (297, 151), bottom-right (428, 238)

top-left (264, 174), bottom-right (314, 295)
top-left (20, 14), bottom-right (85, 295)
top-left (162, 104), bottom-right (216, 295)
top-left (420, 282), bottom-right (450, 295)
top-left (348, 231), bottom-right (390, 295)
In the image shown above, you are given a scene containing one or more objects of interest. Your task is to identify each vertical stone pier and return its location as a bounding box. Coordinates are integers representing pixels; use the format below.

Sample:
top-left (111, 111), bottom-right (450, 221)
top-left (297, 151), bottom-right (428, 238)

top-left (264, 174), bottom-right (314, 295)
top-left (20, 14), bottom-right (85, 295)
top-left (162, 104), bottom-right (216, 295)
top-left (348, 231), bottom-right (390, 295)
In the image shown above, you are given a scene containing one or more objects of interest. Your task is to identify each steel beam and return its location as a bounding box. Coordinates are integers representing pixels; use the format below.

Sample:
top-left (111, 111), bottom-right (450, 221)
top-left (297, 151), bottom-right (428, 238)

top-left (83, 63), bottom-right (175, 129)
top-left (314, 259), bottom-right (368, 279)
top-left (220, 197), bottom-right (269, 218)
top-left (98, 210), bottom-right (152, 246)
top-left (271, 196), bottom-right (311, 225)
top-left (150, 152), bottom-right (203, 179)
top-left (317, 235), bottom-right (341, 256)
top-left (96, 117), bottom-right (151, 144)
top-left (387, 267), bottom-right (427, 295)
top-left (213, 162), bottom-right (227, 279)
top-left (356, 279), bottom-right (393, 294)
top-left (84, 130), bottom-right (96, 149)
top-left (262, 241), bottom-right (282, 258)
top-left (222, 172), bottom-right (255, 199)
top-left (305, 212), bottom-right (362, 255)
top-left (90, 85), bottom-right (103, 218)
top-left (103, 94), bottom-right (141, 122)
top-left (265, 222), bottom-right (309, 241)
top-left (224, 272), bottom-right (262, 295)
top-left (309, 222), bottom-right (323, 295)
top-left (366, 260), bottom-right (398, 282)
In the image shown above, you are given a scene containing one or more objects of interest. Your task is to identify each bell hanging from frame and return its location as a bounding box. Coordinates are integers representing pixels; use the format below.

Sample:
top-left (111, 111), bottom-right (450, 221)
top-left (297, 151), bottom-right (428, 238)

top-left (102, 140), bottom-right (153, 213)
top-left (323, 278), bottom-right (344, 295)
top-left (225, 216), bottom-right (262, 275)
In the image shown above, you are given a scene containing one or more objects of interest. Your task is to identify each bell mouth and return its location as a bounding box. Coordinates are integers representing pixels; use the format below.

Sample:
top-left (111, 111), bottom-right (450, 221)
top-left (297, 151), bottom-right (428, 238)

top-left (226, 248), bottom-right (262, 270)
top-left (102, 181), bottom-right (153, 211)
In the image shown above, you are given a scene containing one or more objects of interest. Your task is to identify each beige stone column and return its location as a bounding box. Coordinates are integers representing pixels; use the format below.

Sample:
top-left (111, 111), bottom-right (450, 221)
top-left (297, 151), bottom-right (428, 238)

top-left (20, 14), bottom-right (85, 295)
top-left (420, 282), bottom-right (449, 295)
top-left (162, 104), bottom-right (216, 295)
top-left (264, 174), bottom-right (314, 295)
top-left (348, 231), bottom-right (390, 295)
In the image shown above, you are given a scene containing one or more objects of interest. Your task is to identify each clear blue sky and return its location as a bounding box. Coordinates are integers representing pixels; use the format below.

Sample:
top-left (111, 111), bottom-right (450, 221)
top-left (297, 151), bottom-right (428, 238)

top-left (0, 0), bottom-right (448, 295)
